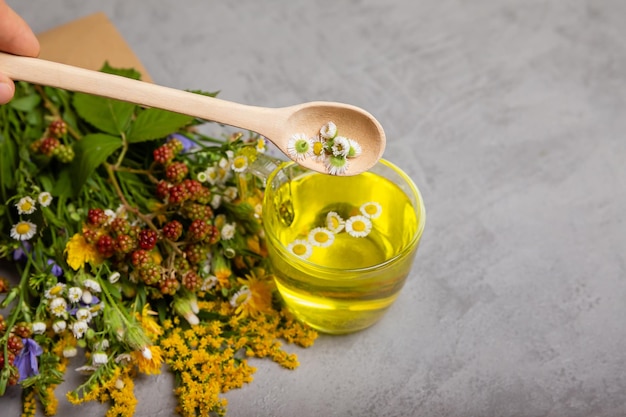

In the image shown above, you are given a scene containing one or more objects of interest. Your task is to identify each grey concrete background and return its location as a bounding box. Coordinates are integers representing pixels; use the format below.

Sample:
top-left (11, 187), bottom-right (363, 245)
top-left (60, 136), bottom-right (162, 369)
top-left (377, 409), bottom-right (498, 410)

top-left (4, 0), bottom-right (626, 416)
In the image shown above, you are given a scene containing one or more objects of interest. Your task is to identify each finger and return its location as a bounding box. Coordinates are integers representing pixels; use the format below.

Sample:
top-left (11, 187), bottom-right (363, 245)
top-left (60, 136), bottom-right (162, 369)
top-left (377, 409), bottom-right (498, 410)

top-left (0, 72), bottom-right (16, 105)
top-left (0, 0), bottom-right (40, 57)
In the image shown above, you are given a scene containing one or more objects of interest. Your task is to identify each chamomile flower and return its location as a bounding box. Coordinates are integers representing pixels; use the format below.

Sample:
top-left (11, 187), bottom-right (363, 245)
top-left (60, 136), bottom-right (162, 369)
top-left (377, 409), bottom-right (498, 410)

top-left (71, 320), bottom-right (89, 338)
top-left (10, 221), bottom-right (37, 241)
top-left (347, 139), bottom-right (362, 158)
top-left (109, 272), bottom-right (121, 284)
top-left (76, 308), bottom-right (92, 323)
top-left (232, 155), bottom-right (249, 173)
top-left (325, 155), bottom-right (349, 176)
top-left (326, 211), bottom-right (345, 233)
top-left (49, 297), bottom-right (68, 317)
top-left (287, 133), bottom-right (313, 161)
top-left (311, 137), bottom-right (327, 162)
top-left (286, 239), bottom-right (313, 259)
top-left (345, 215), bottom-right (373, 238)
top-left (63, 346), bottom-right (77, 358)
top-left (256, 137), bottom-right (267, 153)
top-left (92, 351), bottom-right (108, 366)
top-left (45, 283), bottom-right (66, 299)
top-left (331, 136), bottom-right (350, 157)
top-left (67, 287), bottom-right (82, 303)
top-left (37, 192), bottom-right (53, 207)
top-left (229, 285), bottom-right (251, 308)
top-left (221, 223), bottom-right (236, 240)
top-left (320, 121), bottom-right (337, 139)
top-left (308, 227), bottom-right (335, 248)
top-left (32, 321), bottom-right (47, 335)
top-left (200, 275), bottom-right (218, 292)
top-left (52, 320), bottom-right (67, 333)
top-left (360, 201), bottom-right (383, 219)
top-left (223, 186), bottom-right (238, 202)
top-left (15, 196), bottom-right (36, 215)
top-left (83, 279), bottom-right (101, 293)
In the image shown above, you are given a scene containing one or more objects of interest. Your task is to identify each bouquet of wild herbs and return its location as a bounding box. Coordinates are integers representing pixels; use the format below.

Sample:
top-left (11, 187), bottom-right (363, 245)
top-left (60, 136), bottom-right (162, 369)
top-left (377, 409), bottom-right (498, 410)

top-left (0, 65), bottom-right (317, 417)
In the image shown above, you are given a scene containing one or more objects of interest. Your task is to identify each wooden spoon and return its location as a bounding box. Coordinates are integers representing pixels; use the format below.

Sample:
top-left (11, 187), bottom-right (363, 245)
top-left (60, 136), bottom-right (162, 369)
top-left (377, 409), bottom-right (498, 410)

top-left (0, 52), bottom-right (385, 175)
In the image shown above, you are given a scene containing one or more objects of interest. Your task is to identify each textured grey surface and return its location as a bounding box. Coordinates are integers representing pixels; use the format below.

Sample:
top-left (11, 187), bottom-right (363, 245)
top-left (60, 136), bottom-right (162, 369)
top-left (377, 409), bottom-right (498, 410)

top-left (4, 0), bottom-right (626, 416)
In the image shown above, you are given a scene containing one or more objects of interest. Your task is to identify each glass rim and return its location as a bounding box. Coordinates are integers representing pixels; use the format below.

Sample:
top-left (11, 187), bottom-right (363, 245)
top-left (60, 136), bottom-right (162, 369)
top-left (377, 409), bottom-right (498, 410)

top-left (264, 158), bottom-right (426, 276)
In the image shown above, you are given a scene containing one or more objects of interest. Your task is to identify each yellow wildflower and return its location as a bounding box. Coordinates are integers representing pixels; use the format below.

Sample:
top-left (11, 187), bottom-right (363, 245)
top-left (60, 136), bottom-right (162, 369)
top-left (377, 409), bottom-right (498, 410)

top-left (131, 346), bottom-right (163, 375)
top-left (64, 233), bottom-right (103, 270)
top-left (232, 270), bottom-right (274, 318)
top-left (135, 304), bottom-right (163, 341)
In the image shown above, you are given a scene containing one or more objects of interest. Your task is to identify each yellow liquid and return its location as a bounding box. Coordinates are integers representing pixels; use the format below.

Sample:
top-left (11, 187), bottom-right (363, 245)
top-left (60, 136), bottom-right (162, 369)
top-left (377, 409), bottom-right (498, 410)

top-left (265, 169), bottom-right (422, 334)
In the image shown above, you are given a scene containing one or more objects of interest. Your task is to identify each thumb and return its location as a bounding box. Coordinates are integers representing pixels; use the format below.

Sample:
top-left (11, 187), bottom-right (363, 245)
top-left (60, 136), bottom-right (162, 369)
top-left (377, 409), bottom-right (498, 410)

top-left (0, 72), bottom-right (15, 105)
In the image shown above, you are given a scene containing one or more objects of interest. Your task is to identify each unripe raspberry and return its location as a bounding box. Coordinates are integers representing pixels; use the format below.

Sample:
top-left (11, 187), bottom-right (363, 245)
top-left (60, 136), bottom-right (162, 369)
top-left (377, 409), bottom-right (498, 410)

top-left (165, 162), bottom-right (188, 183)
top-left (0, 350), bottom-right (15, 368)
top-left (195, 187), bottom-right (212, 204)
top-left (159, 275), bottom-right (180, 295)
top-left (131, 249), bottom-right (150, 268)
top-left (162, 220), bottom-right (183, 241)
top-left (181, 270), bottom-right (201, 291)
top-left (138, 263), bottom-right (162, 285)
top-left (183, 243), bottom-right (207, 265)
top-left (206, 225), bottom-right (220, 244)
top-left (48, 119), bottom-right (68, 138)
top-left (187, 219), bottom-right (210, 241)
top-left (183, 179), bottom-right (203, 198)
top-left (53, 144), bottom-right (75, 163)
top-left (82, 229), bottom-right (99, 244)
top-left (167, 183), bottom-right (189, 205)
top-left (155, 180), bottom-right (171, 201)
top-left (166, 137), bottom-right (184, 154)
top-left (87, 208), bottom-right (107, 226)
top-left (12, 322), bottom-right (31, 339)
top-left (153, 145), bottom-right (174, 165)
top-left (174, 256), bottom-right (190, 273)
top-left (138, 229), bottom-right (158, 251)
top-left (115, 234), bottom-right (137, 254)
top-left (39, 137), bottom-right (60, 156)
top-left (0, 315), bottom-right (7, 334)
top-left (7, 334), bottom-right (24, 355)
top-left (109, 217), bottom-right (130, 236)
top-left (96, 235), bottom-right (116, 257)
top-left (182, 203), bottom-right (214, 221)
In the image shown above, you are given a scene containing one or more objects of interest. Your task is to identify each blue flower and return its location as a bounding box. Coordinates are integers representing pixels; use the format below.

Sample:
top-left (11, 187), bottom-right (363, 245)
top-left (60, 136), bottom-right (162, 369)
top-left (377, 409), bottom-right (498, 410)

top-left (15, 338), bottom-right (43, 382)
top-left (47, 259), bottom-right (63, 277)
top-left (12, 242), bottom-right (31, 262)
top-left (168, 133), bottom-right (195, 153)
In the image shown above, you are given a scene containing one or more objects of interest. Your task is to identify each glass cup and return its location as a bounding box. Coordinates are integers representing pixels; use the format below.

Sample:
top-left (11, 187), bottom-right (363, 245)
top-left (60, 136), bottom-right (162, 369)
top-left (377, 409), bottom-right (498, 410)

top-left (257, 156), bottom-right (425, 334)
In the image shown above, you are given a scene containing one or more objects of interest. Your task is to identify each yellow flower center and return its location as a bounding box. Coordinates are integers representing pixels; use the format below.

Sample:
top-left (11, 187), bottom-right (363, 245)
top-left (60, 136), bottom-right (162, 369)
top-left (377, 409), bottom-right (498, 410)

top-left (20, 201), bottom-right (33, 212)
top-left (233, 157), bottom-right (247, 169)
top-left (364, 204), bottom-right (378, 216)
top-left (352, 220), bottom-right (366, 232)
top-left (292, 243), bottom-right (308, 256)
top-left (16, 223), bottom-right (32, 234)
top-left (313, 232), bottom-right (329, 243)
top-left (313, 142), bottom-right (324, 156)
top-left (50, 286), bottom-right (63, 295)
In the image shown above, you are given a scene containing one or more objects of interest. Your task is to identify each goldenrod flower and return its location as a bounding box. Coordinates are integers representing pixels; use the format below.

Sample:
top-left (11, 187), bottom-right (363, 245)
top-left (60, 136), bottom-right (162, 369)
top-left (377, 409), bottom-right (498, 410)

top-left (132, 346), bottom-right (163, 375)
top-left (64, 233), bottom-right (103, 270)
top-left (232, 272), bottom-right (274, 318)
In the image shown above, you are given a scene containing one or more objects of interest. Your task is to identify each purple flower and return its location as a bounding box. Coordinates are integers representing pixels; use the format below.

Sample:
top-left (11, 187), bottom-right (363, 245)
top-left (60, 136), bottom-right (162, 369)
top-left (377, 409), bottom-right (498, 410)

top-left (67, 295), bottom-right (100, 315)
top-left (47, 259), bottom-right (63, 277)
top-left (15, 338), bottom-right (43, 382)
top-left (12, 242), bottom-right (31, 262)
top-left (168, 133), bottom-right (195, 153)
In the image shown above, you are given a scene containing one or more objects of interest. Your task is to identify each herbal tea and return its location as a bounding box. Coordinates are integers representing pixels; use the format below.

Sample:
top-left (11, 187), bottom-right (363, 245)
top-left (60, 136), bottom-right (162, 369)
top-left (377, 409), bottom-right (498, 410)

top-left (264, 160), bottom-right (425, 334)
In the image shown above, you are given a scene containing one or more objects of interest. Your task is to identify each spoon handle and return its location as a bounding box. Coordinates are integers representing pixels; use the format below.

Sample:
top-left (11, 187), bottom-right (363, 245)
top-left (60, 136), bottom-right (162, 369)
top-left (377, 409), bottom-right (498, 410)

top-left (0, 52), bottom-right (282, 135)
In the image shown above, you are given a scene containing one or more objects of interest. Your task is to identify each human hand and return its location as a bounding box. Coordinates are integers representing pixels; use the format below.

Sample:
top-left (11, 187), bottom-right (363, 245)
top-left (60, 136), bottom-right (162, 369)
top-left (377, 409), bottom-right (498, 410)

top-left (0, 0), bottom-right (40, 104)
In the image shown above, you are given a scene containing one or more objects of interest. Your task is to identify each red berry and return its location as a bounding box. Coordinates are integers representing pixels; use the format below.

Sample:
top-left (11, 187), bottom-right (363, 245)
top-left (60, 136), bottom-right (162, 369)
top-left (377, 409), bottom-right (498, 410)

top-left (109, 217), bottom-right (130, 236)
top-left (39, 137), bottom-right (60, 156)
top-left (165, 162), bottom-right (188, 183)
top-left (87, 208), bottom-right (107, 226)
top-left (156, 180), bottom-right (171, 200)
top-left (159, 275), bottom-right (180, 295)
top-left (183, 243), bottom-right (207, 265)
top-left (12, 322), bottom-right (31, 339)
top-left (162, 220), bottom-right (183, 241)
top-left (181, 270), bottom-right (201, 291)
top-left (138, 229), bottom-right (158, 250)
top-left (7, 334), bottom-right (23, 355)
top-left (167, 183), bottom-right (189, 205)
top-left (131, 249), bottom-right (150, 267)
top-left (153, 145), bottom-right (174, 165)
top-left (187, 219), bottom-right (210, 241)
top-left (48, 119), bottom-right (68, 137)
top-left (115, 234), bottom-right (137, 254)
top-left (96, 235), bottom-right (115, 257)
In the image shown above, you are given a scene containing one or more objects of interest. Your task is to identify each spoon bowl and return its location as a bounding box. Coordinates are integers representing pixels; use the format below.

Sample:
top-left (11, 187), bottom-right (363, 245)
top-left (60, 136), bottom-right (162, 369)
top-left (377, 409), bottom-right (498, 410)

top-left (0, 52), bottom-right (385, 175)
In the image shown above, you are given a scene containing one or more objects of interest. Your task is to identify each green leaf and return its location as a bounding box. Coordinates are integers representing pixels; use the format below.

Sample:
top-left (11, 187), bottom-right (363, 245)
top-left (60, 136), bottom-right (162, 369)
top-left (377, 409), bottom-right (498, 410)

top-left (100, 62), bottom-right (142, 80)
top-left (69, 133), bottom-right (123, 192)
top-left (0, 132), bottom-right (17, 191)
top-left (72, 93), bottom-right (136, 135)
top-left (127, 108), bottom-right (193, 143)
top-left (9, 94), bottom-right (41, 112)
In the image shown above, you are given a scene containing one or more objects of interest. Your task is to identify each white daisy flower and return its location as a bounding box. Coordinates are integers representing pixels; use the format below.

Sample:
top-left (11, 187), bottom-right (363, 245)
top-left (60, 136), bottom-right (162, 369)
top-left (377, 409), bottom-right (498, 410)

top-left (94, 339), bottom-right (110, 351)
top-left (360, 201), bottom-right (383, 219)
top-left (204, 167), bottom-right (219, 185)
top-left (103, 209), bottom-right (116, 224)
top-left (218, 157), bottom-right (230, 170)
top-left (286, 239), bottom-right (313, 259)
top-left (331, 136), bottom-right (350, 157)
top-left (345, 215), bottom-right (373, 238)
top-left (347, 139), bottom-right (362, 158)
top-left (63, 346), bottom-right (78, 358)
top-left (32, 321), bottom-right (47, 335)
top-left (10, 221), bottom-right (37, 241)
top-left (287, 133), bottom-right (313, 161)
top-left (325, 155), bottom-right (349, 176)
top-left (326, 211), bottom-right (345, 233)
top-left (308, 227), bottom-right (335, 247)
top-left (49, 297), bottom-right (68, 317)
top-left (210, 194), bottom-right (222, 209)
top-left (230, 285), bottom-right (251, 307)
top-left (52, 320), bottom-right (67, 333)
top-left (67, 286), bottom-right (83, 303)
top-left (76, 308), bottom-right (92, 323)
top-left (223, 186), bottom-right (238, 202)
top-left (231, 155), bottom-right (249, 173)
top-left (81, 289), bottom-right (94, 305)
top-left (71, 320), bottom-right (89, 338)
top-left (311, 137), bottom-right (327, 162)
top-left (320, 121), bottom-right (337, 139)
top-left (83, 279), bottom-right (101, 293)
top-left (256, 138), bottom-right (267, 153)
top-left (37, 191), bottom-right (53, 207)
top-left (221, 223), bottom-right (236, 240)
top-left (45, 283), bottom-right (66, 299)
top-left (201, 275), bottom-right (219, 292)
top-left (92, 351), bottom-right (108, 366)
top-left (15, 196), bottom-right (36, 215)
